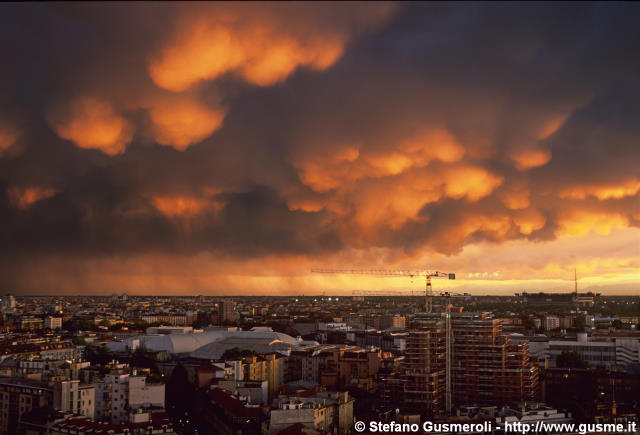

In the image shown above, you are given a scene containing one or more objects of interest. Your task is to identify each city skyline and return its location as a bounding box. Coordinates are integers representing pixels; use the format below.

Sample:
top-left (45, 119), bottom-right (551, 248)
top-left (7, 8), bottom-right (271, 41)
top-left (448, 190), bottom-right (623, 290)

top-left (1, 3), bottom-right (639, 295)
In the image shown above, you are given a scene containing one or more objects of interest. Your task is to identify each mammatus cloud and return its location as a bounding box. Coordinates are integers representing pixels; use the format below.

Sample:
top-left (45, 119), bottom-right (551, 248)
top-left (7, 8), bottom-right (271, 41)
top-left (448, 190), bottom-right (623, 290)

top-left (149, 99), bottom-right (226, 150)
top-left (510, 147), bottom-right (552, 170)
top-left (0, 126), bottom-right (18, 155)
top-left (7, 186), bottom-right (57, 210)
top-left (49, 98), bottom-right (134, 155)
top-left (559, 179), bottom-right (640, 200)
top-left (148, 4), bottom-right (394, 90)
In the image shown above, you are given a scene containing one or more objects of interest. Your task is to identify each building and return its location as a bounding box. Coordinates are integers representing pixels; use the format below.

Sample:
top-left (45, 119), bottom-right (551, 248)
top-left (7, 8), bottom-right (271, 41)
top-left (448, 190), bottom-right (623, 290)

top-left (53, 380), bottom-right (95, 419)
top-left (50, 412), bottom-right (175, 435)
top-left (288, 344), bottom-right (382, 390)
top-left (0, 342), bottom-right (75, 363)
top-left (451, 313), bottom-right (539, 407)
top-left (217, 300), bottom-right (236, 325)
top-left (384, 312), bottom-right (539, 416)
top-left (93, 371), bottom-right (165, 424)
top-left (543, 316), bottom-right (560, 331)
top-left (108, 326), bottom-right (300, 357)
top-left (1, 296), bottom-right (15, 311)
top-left (401, 314), bottom-right (446, 416)
top-left (512, 333), bottom-right (640, 368)
top-left (0, 378), bottom-right (53, 435)
top-left (201, 388), bottom-right (264, 435)
top-left (44, 317), bottom-right (63, 330)
top-left (19, 317), bottom-right (43, 331)
top-left (214, 379), bottom-right (268, 405)
top-left (269, 390), bottom-right (354, 435)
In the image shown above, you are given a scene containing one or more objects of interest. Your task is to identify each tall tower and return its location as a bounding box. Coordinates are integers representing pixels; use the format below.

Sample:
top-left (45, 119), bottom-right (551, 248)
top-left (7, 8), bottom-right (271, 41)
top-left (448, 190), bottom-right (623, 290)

top-left (574, 268), bottom-right (578, 293)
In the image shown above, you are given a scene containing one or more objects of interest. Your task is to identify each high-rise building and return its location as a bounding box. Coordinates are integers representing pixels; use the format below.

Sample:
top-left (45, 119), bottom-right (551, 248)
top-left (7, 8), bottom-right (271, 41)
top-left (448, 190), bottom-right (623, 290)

top-left (387, 312), bottom-right (539, 416)
top-left (451, 313), bottom-right (539, 407)
top-left (401, 314), bottom-right (447, 416)
top-left (216, 300), bottom-right (236, 324)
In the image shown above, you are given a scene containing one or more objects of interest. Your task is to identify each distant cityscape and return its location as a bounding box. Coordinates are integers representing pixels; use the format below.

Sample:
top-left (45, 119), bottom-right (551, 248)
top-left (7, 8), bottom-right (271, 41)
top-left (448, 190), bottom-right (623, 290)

top-left (0, 292), bottom-right (638, 434)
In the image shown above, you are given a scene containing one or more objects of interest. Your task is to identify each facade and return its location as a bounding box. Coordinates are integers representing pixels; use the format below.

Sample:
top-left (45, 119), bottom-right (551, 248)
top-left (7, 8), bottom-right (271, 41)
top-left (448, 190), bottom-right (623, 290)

top-left (241, 354), bottom-right (286, 400)
top-left (215, 380), bottom-right (269, 405)
top-left (216, 300), bottom-right (236, 325)
top-left (401, 314), bottom-right (446, 416)
top-left (44, 317), bottom-right (63, 330)
top-left (269, 391), bottom-right (353, 435)
top-left (53, 380), bottom-right (95, 419)
top-left (512, 333), bottom-right (640, 368)
top-left (93, 372), bottom-right (165, 424)
top-left (543, 316), bottom-right (560, 331)
top-left (0, 378), bottom-right (53, 435)
top-left (288, 344), bottom-right (382, 389)
top-left (50, 413), bottom-right (175, 435)
top-left (19, 317), bottom-right (44, 331)
top-left (386, 312), bottom-right (539, 416)
top-left (451, 313), bottom-right (539, 408)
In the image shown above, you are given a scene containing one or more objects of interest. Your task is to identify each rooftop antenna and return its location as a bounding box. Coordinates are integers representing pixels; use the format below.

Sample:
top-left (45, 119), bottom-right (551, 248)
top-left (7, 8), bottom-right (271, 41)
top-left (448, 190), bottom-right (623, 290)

top-left (574, 268), bottom-right (578, 293)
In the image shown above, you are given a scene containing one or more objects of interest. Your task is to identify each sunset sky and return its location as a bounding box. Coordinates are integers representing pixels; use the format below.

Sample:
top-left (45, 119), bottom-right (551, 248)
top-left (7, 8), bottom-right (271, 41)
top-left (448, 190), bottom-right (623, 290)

top-left (0, 3), bottom-right (639, 295)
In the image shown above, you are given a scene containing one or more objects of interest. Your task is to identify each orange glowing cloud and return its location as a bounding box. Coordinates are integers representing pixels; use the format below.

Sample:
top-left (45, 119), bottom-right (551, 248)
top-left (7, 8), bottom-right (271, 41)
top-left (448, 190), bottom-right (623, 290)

top-left (441, 166), bottom-right (503, 201)
top-left (328, 164), bottom-right (502, 231)
top-left (396, 128), bottom-right (466, 164)
top-left (510, 147), bottom-right (552, 170)
top-left (149, 13), bottom-right (347, 91)
top-left (426, 213), bottom-right (513, 254)
top-left (559, 179), bottom-right (640, 200)
top-left (0, 125), bottom-right (18, 155)
top-left (501, 189), bottom-right (530, 210)
top-left (50, 98), bottom-right (133, 155)
top-left (286, 198), bottom-right (327, 213)
top-left (150, 99), bottom-right (225, 150)
top-left (558, 210), bottom-right (628, 236)
top-left (7, 186), bottom-right (57, 210)
top-left (512, 208), bottom-right (546, 235)
top-left (295, 127), bottom-right (466, 193)
top-left (537, 114), bottom-right (568, 139)
top-left (151, 195), bottom-right (224, 218)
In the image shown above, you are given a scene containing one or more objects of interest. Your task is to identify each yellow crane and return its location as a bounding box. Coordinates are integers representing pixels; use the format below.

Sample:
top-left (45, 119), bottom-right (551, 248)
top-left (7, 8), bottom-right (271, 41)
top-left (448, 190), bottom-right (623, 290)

top-left (310, 268), bottom-right (455, 313)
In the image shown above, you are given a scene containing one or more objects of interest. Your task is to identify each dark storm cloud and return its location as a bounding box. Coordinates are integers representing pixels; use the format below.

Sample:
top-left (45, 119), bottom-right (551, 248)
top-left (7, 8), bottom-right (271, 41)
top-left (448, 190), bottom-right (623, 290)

top-left (0, 2), bottom-right (639, 293)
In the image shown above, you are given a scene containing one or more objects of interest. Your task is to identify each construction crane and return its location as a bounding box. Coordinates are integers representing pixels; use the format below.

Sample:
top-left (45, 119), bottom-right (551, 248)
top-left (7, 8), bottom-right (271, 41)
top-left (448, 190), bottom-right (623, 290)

top-left (311, 268), bottom-right (455, 313)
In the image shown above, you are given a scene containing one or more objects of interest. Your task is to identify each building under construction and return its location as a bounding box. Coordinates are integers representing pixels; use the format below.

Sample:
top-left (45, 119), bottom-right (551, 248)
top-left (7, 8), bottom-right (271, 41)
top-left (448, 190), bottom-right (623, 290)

top-left (394, 312), bottom-right (539, 416)
top-left (401, 313), bottom-right (447, 416)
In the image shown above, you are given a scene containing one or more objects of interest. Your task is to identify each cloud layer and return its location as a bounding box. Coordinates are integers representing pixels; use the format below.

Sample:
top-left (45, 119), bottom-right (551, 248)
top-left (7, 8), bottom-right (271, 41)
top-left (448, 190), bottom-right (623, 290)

top-left (0, 3), bottom-right (639, 294)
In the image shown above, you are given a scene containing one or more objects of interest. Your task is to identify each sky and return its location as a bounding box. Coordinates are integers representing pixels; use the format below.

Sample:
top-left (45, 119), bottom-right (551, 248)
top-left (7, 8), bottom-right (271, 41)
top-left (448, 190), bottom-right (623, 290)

top-left (0, 2), bottom-right (639, 296)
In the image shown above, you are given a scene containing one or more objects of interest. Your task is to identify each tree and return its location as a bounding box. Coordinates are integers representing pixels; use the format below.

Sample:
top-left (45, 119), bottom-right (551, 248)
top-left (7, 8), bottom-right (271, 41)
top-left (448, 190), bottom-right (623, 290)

top-left (556, 350), bottom-right (588, 369)
top-left (131, 345), bottom-right (159, 373)
top-left (86, 345), bottom-right (114, 365)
